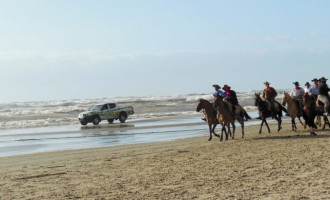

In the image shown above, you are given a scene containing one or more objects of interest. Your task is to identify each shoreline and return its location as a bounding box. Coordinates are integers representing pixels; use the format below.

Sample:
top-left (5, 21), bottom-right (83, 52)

top-left (1, 121), bottom-right (329, 199)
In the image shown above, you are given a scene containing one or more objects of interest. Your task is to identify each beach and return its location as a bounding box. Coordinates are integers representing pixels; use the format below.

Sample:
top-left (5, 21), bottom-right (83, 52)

top-left (1, 121), bottom-right (329, 200)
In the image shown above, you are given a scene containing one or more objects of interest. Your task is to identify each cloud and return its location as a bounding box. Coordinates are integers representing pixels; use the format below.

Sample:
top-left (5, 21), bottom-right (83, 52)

top-left (264, 35), bottom-right (293, 42)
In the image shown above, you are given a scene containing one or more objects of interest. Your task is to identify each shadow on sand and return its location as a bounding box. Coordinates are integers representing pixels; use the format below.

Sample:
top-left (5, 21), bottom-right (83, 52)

top-left (252, 128), bottom-right (330, 140)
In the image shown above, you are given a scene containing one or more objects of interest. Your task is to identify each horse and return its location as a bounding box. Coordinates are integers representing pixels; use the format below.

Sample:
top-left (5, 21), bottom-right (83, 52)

top-left (281, 92), bottom-right (304, 131)
top-left (196, 99), bottom-right (221, 141)
top-left (254, 93), bottom-right (286, 134)
top-left (302, 93), bottom-right (317, 135)
top-left (312, 97), bottom-right (330, 130)
top-left (213, 94), bottom-right (245, 141)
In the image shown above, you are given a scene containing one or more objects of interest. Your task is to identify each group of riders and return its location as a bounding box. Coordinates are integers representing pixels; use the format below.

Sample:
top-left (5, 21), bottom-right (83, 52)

top-left (210, 76), bottom-right (330, 118)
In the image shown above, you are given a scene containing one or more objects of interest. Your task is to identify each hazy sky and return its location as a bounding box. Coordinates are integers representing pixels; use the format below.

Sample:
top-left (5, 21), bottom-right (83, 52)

top-left (0, 0), bottom-right (329, 102)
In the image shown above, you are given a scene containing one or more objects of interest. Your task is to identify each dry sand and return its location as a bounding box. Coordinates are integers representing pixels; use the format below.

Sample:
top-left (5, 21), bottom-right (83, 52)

top-left (0, 121), bottom-right (329, 200)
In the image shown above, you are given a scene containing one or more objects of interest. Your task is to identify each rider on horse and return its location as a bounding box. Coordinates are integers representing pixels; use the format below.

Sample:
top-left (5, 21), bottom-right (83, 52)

top-left (317, 77), bottom-right (330, 116)
top-left (212, 84), bottom-right (225, 97)
top-left (290, 81), bottom-right (304, 117)
top-left (222, 84), bottom-right (238, 117)
top-left (262, 81), bottom-right (277, 116)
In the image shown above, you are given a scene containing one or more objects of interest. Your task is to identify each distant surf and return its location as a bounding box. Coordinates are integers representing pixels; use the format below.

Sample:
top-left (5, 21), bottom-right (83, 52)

top-left (0, 90), bottom-right (289, 130)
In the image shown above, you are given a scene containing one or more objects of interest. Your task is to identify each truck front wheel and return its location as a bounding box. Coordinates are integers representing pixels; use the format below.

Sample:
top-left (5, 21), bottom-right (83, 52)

top-left (92, 116), bottom-right (101, 125)
top-left (80, 120), bottom-right (87, 125)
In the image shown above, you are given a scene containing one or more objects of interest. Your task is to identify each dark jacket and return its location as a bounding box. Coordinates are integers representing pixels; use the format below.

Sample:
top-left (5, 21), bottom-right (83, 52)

top-left (262, 87), bottom-right (277, 101)
top-left (226, 90), bottom-right (238, 105)
top-left (318, 82), bottom-right (330, 96)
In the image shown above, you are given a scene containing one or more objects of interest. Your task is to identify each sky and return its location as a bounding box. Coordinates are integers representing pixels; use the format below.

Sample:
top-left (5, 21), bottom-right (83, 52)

top-left (0, 0), bottom-right (329, 103)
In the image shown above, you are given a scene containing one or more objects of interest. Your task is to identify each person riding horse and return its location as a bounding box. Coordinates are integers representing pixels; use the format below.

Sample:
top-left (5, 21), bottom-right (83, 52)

top-left (310, 78), bottom-right (319, 99)
top-left (222, 84), bottom-right (238, 117)
top-left (290, 81), bottom-right (304, 117)
top-left (317, 77), bottom-right (330, 116)
top-left (202, 84), bottom-right (226, 121)
top-left (262, 81), bottom-right (277, 116)
top-left (212, 84), bottom-right (225, 97)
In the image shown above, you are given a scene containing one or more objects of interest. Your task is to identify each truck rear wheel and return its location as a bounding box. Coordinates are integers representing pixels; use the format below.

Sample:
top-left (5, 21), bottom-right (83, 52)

top-left (119, 112), bottom-right (127, 123)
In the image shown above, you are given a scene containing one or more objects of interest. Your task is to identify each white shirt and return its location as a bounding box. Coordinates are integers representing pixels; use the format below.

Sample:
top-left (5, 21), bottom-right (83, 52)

top-left (290, 87), bottom-right (305, 99)
top-left (304, 86), bottom-right (312, 94)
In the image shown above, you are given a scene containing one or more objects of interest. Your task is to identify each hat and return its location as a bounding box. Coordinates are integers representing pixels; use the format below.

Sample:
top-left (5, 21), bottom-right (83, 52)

top-left (264, 81), bottom-right (270, 85)
top-left (293, 81), bottom-right (300, 85)
top-left (319, 77), bottom-right (328, 82)
top-left (223, 84), bottom-right (230, 89)
top-left (305, 82), bottom-right (310, 86)
top-left (212, 84), bottom-right (221, 89)
top-left (311, 78), bottom-right (318, 82)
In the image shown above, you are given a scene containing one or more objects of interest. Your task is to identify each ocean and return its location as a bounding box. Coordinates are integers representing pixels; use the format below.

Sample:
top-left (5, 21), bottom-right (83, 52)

top-left (0, 90), bottom-right (288, 130)
top-left (0, 90), bottom-right (292, 157)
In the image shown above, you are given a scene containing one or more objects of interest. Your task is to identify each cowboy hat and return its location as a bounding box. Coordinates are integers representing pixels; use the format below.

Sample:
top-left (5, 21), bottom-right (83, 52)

top-left (223, 84), bottom-right (230, 89)
top-left (264, 81), bottom-right (270, 85)
top-left (212, 84), bottom-right (221, 89)
top-left (305, 82), bottom-right (310, 86)
top-left (293, 81), bottom-right (300, 85)
top-left (319, 77), bottom-right (328, 82)
top-left (311, 78), bottom-right (318, 82)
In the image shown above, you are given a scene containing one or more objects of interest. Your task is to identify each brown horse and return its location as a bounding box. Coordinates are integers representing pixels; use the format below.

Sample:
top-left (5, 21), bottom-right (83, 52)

top-left (302, 93), bottom-right (317, 135)
top-left (196, 99), bottom-right (221, 141)
top-left (254, 93), bottom-right (285, 134)
top-left (213, 94), bottom-right (245, 141)
top-left (282, 92), bottom-right (304, 131)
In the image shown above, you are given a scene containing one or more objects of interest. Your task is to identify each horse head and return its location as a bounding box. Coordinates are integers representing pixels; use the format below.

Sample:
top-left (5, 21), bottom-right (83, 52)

top-left (303, 92), bottom-right (313, 105)
top-left (254, 93), bottom-right (261, 106)
top-left (282, 92), bottom-right (288, 106)
top-left (196, 99), bottom-right (204, 112)
top-left (213, 94), bottom-right (223, 109)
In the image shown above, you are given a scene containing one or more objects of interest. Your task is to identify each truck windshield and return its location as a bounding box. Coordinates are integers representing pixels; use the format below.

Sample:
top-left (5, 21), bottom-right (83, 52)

top-left (88, 105), bottom-right (102, 111)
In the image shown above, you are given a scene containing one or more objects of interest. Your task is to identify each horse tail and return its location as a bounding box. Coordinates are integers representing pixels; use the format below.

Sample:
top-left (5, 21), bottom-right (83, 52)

top-left (243, 109), bottom-right (251, 121)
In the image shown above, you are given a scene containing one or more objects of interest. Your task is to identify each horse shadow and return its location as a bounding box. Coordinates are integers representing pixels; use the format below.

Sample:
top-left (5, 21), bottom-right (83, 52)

top-left (252, 129), bottom-right (330, 140)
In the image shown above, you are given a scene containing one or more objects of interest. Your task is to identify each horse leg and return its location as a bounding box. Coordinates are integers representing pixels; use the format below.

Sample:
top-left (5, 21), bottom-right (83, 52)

top-left (291, 117), bottom-right (296, 131)
top-left (264, 119), bottom-right (271, 133)
top-left (212, 123), bottom-right (220, 138)
top-left (298, 116), bottom-right (304, 126)
top-left (225, 124), bottom-right (230, 140)
top-left (208, 124), bottom-right (213, 141)
top-left (316, 115), bottom-right (321, 127)
top-left (322, 116), bottom-right (329, 130)
top-left (310, 126), bottom-right (317, 136)
top-left (278, 116), bottom-right (282, 132)
top-left (231, 122), bottom-right (236, 139)
top-left (220, 124), bottom-right (225, 141)
top-left (239, 120), bottom-right (244, 138)
top-left (259, 119), bottom-right (264, 134)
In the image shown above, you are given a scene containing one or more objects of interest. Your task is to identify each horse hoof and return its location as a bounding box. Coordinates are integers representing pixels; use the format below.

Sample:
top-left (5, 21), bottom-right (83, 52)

top-left (208, 138), bottom-right (212, 141)
top-left (311, 132), bottom-right (317, 136)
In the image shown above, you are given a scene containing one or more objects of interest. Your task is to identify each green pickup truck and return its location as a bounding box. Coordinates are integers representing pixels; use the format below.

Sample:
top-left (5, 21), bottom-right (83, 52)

top-left (78, 103), bottom-right (134, 125)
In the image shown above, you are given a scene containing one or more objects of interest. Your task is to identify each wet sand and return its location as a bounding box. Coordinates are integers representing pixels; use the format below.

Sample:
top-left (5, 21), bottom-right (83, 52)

top-left (0, 121), bottom-right (329, 199)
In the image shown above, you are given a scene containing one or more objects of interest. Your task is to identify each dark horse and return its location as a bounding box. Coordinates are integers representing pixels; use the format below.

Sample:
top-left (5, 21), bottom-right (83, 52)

top-left (254, 93), bottom-right (286, 134)
top-left (302, 93), bottom-right (318, 135)
top-left (196, 99), bottom-right (225, 141)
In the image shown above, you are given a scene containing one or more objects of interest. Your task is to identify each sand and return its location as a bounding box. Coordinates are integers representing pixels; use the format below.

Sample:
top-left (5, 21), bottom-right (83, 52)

top-left (0, 121), bottom-right (329, 200)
